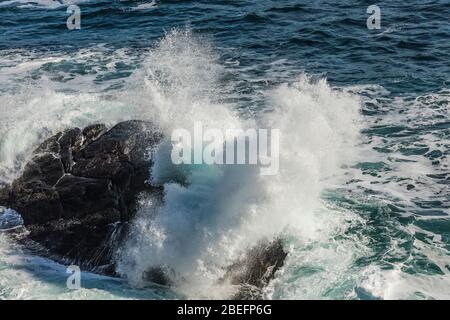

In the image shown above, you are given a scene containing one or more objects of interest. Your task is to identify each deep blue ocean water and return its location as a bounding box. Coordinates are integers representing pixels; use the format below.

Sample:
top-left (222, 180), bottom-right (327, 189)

top-left (0, 0), bottom-right (449, 299)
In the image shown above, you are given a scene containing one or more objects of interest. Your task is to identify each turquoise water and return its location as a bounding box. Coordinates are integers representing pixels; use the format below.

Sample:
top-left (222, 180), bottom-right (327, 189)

top-left (0, 0), bottom-right (449, 299)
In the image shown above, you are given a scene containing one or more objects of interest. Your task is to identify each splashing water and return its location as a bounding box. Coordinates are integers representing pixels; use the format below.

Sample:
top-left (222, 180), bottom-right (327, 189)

top-left (0, 0), bottom-right (449, 300)
top-left (115, 30), bottom-right (362, 298)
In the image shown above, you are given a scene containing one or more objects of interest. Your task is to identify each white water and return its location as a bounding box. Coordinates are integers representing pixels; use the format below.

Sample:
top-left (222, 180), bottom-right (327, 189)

top-left (0, 29), bottom-right (364, 299)
top-left (0, 231), bottom-right (178, 299)
top-left (113, 29), bottom-right (362, 298)
top-left (2, 29), bottom-right (448, 299)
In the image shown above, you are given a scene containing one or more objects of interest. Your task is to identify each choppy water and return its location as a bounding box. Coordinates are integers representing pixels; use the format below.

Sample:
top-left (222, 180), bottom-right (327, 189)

top-left (0, 0), bottom-right (449, 300)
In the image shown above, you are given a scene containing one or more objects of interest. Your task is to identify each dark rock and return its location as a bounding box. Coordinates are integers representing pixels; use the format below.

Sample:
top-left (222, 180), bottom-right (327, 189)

top-left (143, 266), bottom-right (174, 286)
top-left (0, 119), bottom-right (287, 296)
top-left (0, 120), bottom-right (163, 273)
top-left (0, 185), bottom-right (11, 207)
top-left (26, 217), bottom-right (120, 272)
top-left (82, 124), bottom-right (107, 144)
top-left (11, 187), bottom-right (62, 225)
top-left (58, 128), bottom-right (82, 172)
top-left (406, 184), bottom-right (415, 190)
top-left (233, 284), bottom-right (267, 300)
top-left (34, 132), bottom-right (62, 154)
top-left (18, 153), bottom-right (65, 187)
top-left (223, 238), bottom-right (288, 299)
top-left (58, 127), bottom-right (83, 149)
top-left (55, 175), bottom-right (120, 221)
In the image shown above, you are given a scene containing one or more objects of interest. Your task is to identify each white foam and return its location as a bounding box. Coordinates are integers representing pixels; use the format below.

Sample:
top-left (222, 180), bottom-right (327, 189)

top-left (0, 233), bottom-right (175, 299)
top-left (1, 28), bottom-right (447, 300)
top-left (115, 30), bottom-right (362, 298)
top-left (360, 265), bottom-right (450, 300)
top-left (0, 46), bottom-right (149, 183)
top-left (130, 1), bottom-right (157, 11)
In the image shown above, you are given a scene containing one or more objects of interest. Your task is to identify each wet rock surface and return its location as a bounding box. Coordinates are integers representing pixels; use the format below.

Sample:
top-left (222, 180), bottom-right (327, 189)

top-left (0, 120), bottom-right (288, 296)
top-left (0, 120), bottom-right (163, 273)
top-left (224, 239), bottom-right (288, 299)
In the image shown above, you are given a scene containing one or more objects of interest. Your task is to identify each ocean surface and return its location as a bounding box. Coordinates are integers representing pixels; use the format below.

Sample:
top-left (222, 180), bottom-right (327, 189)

top-left (0, 0), bottom-right (449, 299)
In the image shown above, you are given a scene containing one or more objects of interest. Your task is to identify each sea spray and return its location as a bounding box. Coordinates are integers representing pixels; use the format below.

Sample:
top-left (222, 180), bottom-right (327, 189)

top-left (0, 0), bottom-right (448, 300)
top-left (0, 29), bottom-right (363, 299)
top-left (115, 30), bottom-right (362, 298)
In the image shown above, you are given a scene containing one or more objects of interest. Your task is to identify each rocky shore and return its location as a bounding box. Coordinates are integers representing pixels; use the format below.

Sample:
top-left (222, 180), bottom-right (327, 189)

top-left (0, 120), bottom-right (287, 298)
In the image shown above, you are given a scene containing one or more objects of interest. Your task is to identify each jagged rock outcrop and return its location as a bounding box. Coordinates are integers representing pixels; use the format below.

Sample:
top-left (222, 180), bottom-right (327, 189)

top-left (224, 239), bottom-right (288, 299)
top-left (0, 120), bottom-right (163, 273)
top-left (0, 120), bottom-right (288, 296)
